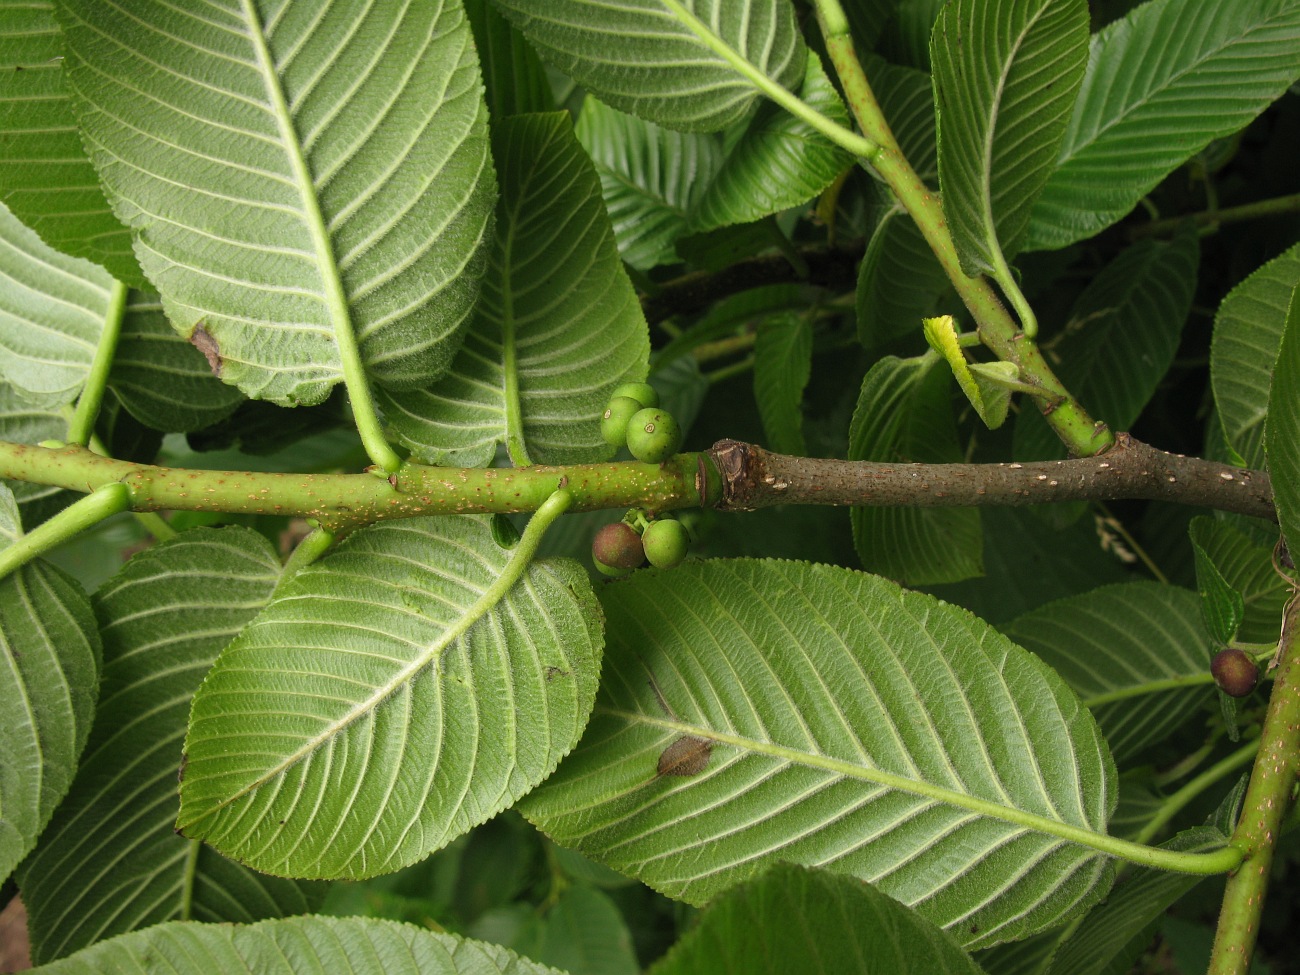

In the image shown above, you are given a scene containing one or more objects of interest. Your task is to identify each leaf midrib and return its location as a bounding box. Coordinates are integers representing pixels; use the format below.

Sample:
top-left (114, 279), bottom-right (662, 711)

top-left (597, 705), bottom-right (1115, 853)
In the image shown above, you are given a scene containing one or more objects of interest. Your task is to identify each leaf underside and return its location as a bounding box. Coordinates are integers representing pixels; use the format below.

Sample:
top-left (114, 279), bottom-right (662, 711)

top-left (55, 0), bottom-right (496, 405)
top-left (379, 113), bottom-right (650, 467)
top-left (178, 516), bottom-right (602, 880)
top-left (18, 528), bottom-right (321, 964)
top-left (491, 0), bottom-right (806, 133)
top-left (523, 559), bottom-right (1117, 951)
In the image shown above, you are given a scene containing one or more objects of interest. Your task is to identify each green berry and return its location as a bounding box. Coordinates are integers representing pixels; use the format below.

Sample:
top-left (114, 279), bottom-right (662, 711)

top-left (626, 408), bottom-right (682, 463)
top-left (611, 382), bottom-right (659, 410)
top-left (1211, 648), bottom-right (1259, 698)
top-left (643, 519), bottom-right (689, 568)
top-left (601, 396), bottom-right (643, 448)
top-left (592, 521), bottom-right (645, 570)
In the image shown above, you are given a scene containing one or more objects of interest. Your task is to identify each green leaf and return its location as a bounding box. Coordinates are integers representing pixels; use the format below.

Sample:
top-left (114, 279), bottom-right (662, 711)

top-left (0, 385), bottom-right (72, 526)
top-left (464, 0), bottom-right (556, 119)
top-left (879, 0), bottom-right (949, 72)
top-left (932, 0), bottom-right (1089, 275)
top-left (856, 206), bottom-right (953, 350)
top-left (868, 57), bottom-right (939, 185)
top-left (27, 916), bottom-right (571, 975)
top-left (648, 863), bottom-right (984, 975)
top-left (17, 528), bottom-right (322, 964)
top-left (523, 560), bottom-right (1117, 950)
top-left (178, 515), bottom-right (602, 879)
top-left (752, 312), bottom-right (810, 454)
top-left (0, 483), bottom-right (18, 548)
top-left (1025, 0), bottom-right (1300, 250)
top-left (55, 0), bottom-right (496, 405)
top-left (576, 98), bottom-right (722, 271)
top-left (1015, 230), bottom-right (1197, 460)
top-left (688, 52), bottom-right (855, 233)
top-left (1188, 516), bottom-right (1288, 646)
top-left (1046, 827), bottom-right (1228, 975)
top-left (923, 315), bottom-right (1014, 429)
top-left (525, 887), bottom-right (639, 975)
top-left (1188, 519), bottom-right (1246, 646)
top-left (109, 294), bottom-right (246, 433)
top-left (1212, 242), bottom-right (1300, 469)
top-left (1, 558), bottom-right (100, 882)
top-left (490, 0), bottom-right (806, 133)
top-left (0, 201), bottom-right (117, 409)
top-left (1001, 583), bottom-right (1212, 766)
top-left (849, 355), bottom-right (983, 586)
top-left (379, 113), bottom-right (650, 467)
top-left (1268, 282), bottom-right (1300, 558)
top-left (0, 3), bottom-right (142, 286)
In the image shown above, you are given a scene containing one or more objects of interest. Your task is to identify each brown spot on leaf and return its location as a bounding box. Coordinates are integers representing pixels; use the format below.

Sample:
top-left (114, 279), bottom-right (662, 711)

top-left (658, 736), bottom-right (712, 777)
top-left (190, 323), bottom-right (222, 376)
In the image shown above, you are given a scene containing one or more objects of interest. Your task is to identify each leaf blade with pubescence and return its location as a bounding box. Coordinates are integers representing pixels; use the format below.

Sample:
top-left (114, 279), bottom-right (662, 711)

top-left (54, 0), bottom-right (496, 405)
top-left (1001, 583), bottom-right (1212, 767)
top-left (752, 312), bottom-right (810, 455)
top-left (378, 113), bottom-right (649, 467)
top-left (523, 559), bottom-right (1117, 951)
top-left (178, 515), bottom-right (602, 879)
top-left (1, 557), bottom-right (100, 883)
top-left (18, 528), bottom-right (323, 964)
top-left (490, 0), bottom-right (806, 133)
top-left (1267, 282), bottom-right (1300, 560)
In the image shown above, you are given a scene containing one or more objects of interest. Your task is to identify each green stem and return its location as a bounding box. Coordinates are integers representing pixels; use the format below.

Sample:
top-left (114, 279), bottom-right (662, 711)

top-left (241, 0), bottom-right (400, 474)
top-left (274, 525), bottom-right (337, 597)
top-left (1129, 193), bottom-right (1300, 240)
top-left (178, 837), bottom-right (201, 922)
top-left (0, 441), bottom-right (715, 532)
top-left (1209, 594), bottom-right (1300, 974)
top-left (66, 280), bottom-right (129, 447)
top-left (1082, 672), bottom-right (1217, 708)
top-left (705, 355), bottom-right (755, 384)
top-left (990, 263), bottom-right (1039, 340)
top-left (0, 482), bottom-right (132, 580)
top-left (658, 0), bottom-right (878, 160)
top-left (134, 511), bottom-right (178, 542)
top-left (1135, 739), bottom-right (1260, 848)
top-left (813, 2), bottom-right (1111, 457)
top-left (607, 705), bottom-right (1243, 875)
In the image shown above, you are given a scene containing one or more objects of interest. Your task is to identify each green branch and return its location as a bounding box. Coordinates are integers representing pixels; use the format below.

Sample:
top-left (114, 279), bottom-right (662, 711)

top-left (812, 0), bottom-right (1111, 457)
top-left (1209, 593), bottom-right (1300, 974)
top-left (1129, 192), bottom-right (1300, 240)
top-left (66, 280), bottom-right (129, 447)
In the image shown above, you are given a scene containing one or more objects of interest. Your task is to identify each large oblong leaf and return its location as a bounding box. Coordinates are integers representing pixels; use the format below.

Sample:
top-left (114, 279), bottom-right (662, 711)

top-left (1001, 583), bottom-right (1212, 766)
top-left (1, 551), bottom-right (100, 883)
top-left (379, 113), bottom-right (650, 467)
top-left (0, 385), bottom-right (72, 526)
top-left (29, 916), bottom-right (569, 975)
top-left (650, 863), bottom-right (984, 975)
top-left (178, 515), bottom-right (602, 879)
top-left (18, 528), bottom-right (321, 964)
top-left (0, 3), bottom-right (141, 285)
top-left (1025, 0), bottom-right (1300, 250)
top-left (522, 559), bottom-right (1117, 950)
top-left (932, 0), bottom-right (1088, 275)
top-left (55, 0), bottom-right (496, 405)
top-left (1211, 242), bottom-right (1300, 469)
top-left (491, 0), bottom-right (806, 132)
top-left (752, 312), bottom-right (810, 455)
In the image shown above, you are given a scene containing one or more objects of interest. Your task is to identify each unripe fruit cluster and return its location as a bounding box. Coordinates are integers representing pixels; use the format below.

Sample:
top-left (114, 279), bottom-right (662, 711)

top-left (591, 509), bottom-right (692, 577)
top-left (601, 383), bottom-right (683, 464)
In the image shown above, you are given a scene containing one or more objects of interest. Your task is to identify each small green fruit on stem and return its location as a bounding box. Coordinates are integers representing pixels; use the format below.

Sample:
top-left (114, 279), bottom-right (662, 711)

top-left (643, 519), bottom-right (689, 569)
top-left (611, 382), bottom-right (659, 409)
top-left (602, 396), bottom-right (644, 447)
top-left (627, 409), bottom-right (683, 463)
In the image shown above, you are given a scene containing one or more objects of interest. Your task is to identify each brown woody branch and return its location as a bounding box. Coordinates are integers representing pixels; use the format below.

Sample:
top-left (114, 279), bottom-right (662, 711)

top-left (708, 434), bottom-right (1275, 521)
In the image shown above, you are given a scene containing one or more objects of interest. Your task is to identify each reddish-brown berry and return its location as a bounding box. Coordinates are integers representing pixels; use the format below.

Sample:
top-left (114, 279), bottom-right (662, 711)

top-left (592, 522), bottom-right (645, 570)
top-left (1211, 648), bottom-right (1259, 698)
